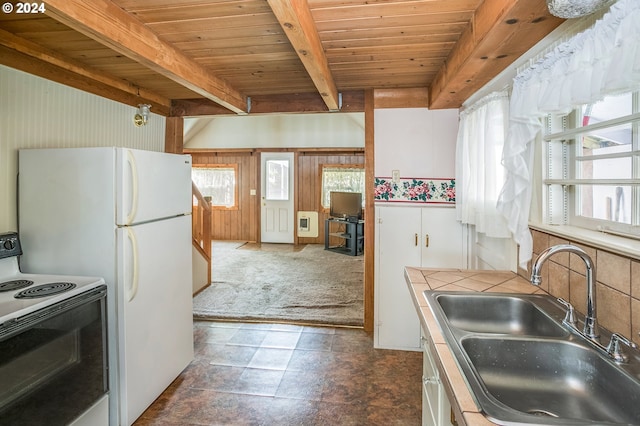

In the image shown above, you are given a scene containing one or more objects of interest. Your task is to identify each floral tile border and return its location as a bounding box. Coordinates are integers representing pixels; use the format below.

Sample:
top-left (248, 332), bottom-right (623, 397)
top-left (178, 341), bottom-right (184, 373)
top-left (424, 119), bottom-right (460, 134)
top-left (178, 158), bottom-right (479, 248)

top-left (374, 177), bottom-right (455, 204)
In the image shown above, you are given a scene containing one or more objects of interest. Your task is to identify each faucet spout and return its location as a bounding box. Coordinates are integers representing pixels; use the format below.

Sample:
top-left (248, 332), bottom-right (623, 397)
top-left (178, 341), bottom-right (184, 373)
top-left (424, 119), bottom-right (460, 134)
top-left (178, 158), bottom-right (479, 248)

top-left (530, 244), bottom-right (599, 340)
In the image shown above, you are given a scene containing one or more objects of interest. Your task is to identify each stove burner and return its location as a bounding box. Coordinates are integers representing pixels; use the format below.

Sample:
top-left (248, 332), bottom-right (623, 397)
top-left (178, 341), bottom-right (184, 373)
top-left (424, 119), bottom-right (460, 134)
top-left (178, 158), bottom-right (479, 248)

top-left (0, 279), bottom-right (34, 292)
top-left (14, 282), bottom-right (76, 299)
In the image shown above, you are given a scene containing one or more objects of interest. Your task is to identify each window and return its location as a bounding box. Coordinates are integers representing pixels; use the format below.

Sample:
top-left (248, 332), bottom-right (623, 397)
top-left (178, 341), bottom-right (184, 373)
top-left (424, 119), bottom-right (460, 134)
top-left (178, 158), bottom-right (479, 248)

top-left (321, 165), bottom-right (365, 208)
top-left (544, 91), bottom-right (640, 238)
top-left (192, 164), bottom-right (238, 209)
top-left (265, 159), bottom-right (289, 201)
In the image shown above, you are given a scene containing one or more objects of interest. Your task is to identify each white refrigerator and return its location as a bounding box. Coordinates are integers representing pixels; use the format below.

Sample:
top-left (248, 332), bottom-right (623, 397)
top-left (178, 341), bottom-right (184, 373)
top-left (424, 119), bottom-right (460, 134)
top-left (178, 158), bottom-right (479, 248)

top-left (18, 147), bottom-right (194, 426)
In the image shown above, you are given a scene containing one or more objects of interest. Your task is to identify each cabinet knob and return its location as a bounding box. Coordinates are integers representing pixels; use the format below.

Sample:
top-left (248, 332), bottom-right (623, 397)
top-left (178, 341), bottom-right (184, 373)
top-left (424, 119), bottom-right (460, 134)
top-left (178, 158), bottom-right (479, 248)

top-left (415, 233), bottom-right (418, 246)
top-left (425, 234), bottom-right (430, 247)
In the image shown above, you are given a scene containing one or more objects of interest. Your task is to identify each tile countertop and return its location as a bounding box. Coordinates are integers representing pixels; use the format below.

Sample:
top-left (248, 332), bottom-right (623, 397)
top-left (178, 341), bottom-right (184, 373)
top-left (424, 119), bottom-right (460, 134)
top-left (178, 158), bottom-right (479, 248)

top-left (404, 267), bottom-right (549, 426)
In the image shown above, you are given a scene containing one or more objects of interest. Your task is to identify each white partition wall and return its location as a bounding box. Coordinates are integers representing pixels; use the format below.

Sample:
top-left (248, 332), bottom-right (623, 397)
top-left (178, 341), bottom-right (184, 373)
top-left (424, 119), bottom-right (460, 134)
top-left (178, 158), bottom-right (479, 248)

top-left (373, 108), bottom-right (463, 350)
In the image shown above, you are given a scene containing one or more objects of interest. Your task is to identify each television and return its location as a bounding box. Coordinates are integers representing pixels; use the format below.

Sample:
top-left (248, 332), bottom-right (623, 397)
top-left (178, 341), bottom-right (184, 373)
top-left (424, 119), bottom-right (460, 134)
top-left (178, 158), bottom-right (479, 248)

top-left (330, 191), bottom-right (362, 220)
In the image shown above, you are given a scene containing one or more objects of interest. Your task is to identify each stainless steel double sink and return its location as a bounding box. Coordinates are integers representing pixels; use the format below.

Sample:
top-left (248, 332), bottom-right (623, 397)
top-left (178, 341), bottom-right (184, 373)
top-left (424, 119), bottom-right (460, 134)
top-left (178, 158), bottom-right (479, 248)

top-left (423, 291), bottom-right (640, 425)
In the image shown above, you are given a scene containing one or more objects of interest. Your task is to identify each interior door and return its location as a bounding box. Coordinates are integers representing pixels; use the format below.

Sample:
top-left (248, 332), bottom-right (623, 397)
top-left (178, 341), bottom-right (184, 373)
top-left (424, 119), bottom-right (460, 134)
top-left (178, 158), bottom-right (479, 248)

top-left (261, 152), bottom-right (294, 243)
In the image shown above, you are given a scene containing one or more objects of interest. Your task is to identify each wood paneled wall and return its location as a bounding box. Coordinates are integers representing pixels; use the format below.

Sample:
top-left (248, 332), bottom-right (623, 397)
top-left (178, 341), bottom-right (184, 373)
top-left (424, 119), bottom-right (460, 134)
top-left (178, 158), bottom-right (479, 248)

top-left (189, 149), bottom-right (364, 244)
top-left (190, 151), bottom-right (259, 241)
top-left (297, 151), bottom-right (365, 245)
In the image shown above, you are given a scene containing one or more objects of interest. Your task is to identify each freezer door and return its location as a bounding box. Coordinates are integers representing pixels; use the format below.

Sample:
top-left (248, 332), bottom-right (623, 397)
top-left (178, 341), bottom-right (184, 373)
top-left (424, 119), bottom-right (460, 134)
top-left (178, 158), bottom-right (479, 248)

top-left (116, 148), bottom-right (192, 226)
top-left (18, 147), bottom-right (117, 275)
top-left (116, 215), bottom-right (193, 425)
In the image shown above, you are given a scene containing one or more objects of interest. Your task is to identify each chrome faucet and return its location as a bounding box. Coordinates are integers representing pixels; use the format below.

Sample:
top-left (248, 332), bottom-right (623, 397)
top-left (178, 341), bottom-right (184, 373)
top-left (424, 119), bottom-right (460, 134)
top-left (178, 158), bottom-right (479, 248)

top-left (531, 244), bottom-right (599, 340)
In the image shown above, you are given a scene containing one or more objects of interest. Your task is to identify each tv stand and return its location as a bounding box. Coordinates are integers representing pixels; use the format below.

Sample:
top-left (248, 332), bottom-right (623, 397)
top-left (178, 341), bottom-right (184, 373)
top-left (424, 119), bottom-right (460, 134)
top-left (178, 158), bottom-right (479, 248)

top-left (324, 218), bottom-right (364, 256)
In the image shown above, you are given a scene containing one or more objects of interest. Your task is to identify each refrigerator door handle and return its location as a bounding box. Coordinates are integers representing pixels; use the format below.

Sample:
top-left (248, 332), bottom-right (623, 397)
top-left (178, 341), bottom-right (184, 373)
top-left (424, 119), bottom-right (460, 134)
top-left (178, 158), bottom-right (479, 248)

top-left (126, 227), bottom-right (140, 302)
top-left (125, 149), bottom-right (139, 225)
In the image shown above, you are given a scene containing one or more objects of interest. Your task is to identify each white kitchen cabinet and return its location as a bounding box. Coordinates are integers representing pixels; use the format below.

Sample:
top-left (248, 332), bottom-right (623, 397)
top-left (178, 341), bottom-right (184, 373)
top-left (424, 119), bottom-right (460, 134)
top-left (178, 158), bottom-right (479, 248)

top-left (375, 206), bottom-right (422, 349)
top-left (374, 205), bottom-right (464, 350)
top-left (422, 329), bottom-right (455, 426)
top-left (419, 207), bottom-right (464, 269)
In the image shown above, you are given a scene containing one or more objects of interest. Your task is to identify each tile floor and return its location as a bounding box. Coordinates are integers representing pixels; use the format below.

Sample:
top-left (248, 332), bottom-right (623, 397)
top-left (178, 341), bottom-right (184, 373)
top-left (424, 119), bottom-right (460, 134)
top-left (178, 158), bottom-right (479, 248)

top-left (134, 321), bottom-right (423, 425)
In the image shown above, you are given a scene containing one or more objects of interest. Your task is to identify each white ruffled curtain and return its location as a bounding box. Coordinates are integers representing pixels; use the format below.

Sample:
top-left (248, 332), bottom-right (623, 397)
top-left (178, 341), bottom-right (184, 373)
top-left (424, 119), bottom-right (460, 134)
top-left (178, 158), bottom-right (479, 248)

top-left (456, 91), bottom-right (511, 238)
top-left (497, 0), bottom-right (640, 269)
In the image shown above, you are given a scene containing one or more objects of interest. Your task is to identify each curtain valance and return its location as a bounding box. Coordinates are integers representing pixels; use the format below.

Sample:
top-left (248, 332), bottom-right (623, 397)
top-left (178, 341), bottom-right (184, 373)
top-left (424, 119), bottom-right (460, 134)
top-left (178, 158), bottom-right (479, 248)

top-left (497, 0), bottom-right (640, 269)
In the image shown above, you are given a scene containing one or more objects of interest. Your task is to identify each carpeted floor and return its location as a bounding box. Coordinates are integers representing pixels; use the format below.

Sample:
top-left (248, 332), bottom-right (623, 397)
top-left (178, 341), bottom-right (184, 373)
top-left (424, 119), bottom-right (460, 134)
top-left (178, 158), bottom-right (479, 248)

top-left (193, 242), bottom-right (364, 326)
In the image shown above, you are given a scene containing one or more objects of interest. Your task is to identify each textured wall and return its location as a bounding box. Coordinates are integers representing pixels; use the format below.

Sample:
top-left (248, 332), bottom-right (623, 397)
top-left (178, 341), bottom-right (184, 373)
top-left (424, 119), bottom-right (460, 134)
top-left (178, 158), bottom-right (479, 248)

top-left (0, 65), bottom-right (166, 232)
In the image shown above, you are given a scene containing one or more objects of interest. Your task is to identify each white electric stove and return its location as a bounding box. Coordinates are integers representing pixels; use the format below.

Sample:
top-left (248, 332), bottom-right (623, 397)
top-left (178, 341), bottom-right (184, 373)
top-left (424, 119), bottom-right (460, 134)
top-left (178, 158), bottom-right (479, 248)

top-left (0, 232), bottom-right (109, 426)
top-left (0, 231), bottom-right (106, 327)
top-left (0, 260), bottom-right (105, 324)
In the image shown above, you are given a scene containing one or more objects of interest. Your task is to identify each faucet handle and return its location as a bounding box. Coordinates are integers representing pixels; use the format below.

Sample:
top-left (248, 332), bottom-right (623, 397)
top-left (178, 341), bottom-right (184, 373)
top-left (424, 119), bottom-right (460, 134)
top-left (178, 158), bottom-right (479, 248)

top-left (606, 333), bottom-right (638, 363)
top-left (557, 298), bottom-right (577, 326)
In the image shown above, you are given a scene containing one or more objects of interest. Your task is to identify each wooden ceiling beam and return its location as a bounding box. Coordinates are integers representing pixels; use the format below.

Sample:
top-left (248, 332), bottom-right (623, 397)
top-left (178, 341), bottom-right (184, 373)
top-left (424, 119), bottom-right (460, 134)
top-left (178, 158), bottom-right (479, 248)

top-left (429, 0), bottom-right (564, 109)
top-left (171, 91), bottom-right (365, 117)
top-left (43, 0), bottom-right (249, 114)
top-left (0, 28), bottom-right (171, 115)
top-left (373, 88), bottom-right (429, 109)
top-left (0, 45), bottom-right (175, 116)
top-left (267, 0), bottom-right (340, 111)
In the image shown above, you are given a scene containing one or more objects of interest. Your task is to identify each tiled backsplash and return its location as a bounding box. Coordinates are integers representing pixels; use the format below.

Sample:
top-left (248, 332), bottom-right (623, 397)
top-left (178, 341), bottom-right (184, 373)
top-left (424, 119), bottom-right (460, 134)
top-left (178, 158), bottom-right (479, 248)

top-left (518, 229), bottom-right (640, 345)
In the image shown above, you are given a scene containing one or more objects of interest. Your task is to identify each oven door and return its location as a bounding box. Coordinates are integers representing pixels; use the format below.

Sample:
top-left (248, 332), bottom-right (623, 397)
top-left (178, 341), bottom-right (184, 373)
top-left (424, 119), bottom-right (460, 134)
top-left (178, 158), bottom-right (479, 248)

top-left (0, 285), bottom-right (108, 425)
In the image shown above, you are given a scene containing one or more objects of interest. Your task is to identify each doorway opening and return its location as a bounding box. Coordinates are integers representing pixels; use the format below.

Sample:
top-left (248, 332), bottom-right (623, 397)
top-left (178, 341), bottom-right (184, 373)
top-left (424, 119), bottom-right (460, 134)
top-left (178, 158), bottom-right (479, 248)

top-left (185, 111), bottom-right (369, 328)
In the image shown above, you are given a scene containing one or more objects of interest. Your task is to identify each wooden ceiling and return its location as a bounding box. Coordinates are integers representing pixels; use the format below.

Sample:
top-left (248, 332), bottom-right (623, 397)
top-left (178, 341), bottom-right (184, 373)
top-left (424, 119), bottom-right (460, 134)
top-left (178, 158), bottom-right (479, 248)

top-left (0, 0), bottom-right (563, 116)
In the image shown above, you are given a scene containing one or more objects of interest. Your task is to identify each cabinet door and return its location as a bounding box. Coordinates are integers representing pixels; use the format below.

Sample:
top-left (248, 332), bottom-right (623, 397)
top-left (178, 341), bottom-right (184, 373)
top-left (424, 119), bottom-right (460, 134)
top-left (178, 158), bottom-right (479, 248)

top-left (422, 337), bottom-right (440, 426)
top-left (421, 207), bottom-right (464, 269)
top-left (375, 206), bottom-right (422, 350)
top-left (422, 329), bottom-right (455, 426)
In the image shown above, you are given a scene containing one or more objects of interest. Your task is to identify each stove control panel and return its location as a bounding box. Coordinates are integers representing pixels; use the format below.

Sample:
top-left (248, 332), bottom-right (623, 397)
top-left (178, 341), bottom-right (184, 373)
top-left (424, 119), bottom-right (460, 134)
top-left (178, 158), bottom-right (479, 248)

top-left (0, 233), bottom-right (22, 259)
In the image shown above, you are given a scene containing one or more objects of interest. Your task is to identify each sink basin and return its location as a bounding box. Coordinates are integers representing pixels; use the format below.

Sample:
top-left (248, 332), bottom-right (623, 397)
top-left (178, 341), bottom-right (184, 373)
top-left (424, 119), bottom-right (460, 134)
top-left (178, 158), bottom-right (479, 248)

top-left (462, 337), bottom-right (640, 424)
top-left (423, 291), bottom-right (640, 425)
top-left (435, 293), bottom-right (567, 337)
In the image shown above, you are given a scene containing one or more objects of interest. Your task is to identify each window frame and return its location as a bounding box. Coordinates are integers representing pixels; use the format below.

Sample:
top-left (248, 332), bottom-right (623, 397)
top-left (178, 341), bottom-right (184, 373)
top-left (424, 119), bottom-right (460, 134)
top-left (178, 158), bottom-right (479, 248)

top-left (543, 91), bottom-right (640, 239)
top-left (191, 163), bottom-right (239, 211)
top-left (319, 164), bottom-right (365, 212)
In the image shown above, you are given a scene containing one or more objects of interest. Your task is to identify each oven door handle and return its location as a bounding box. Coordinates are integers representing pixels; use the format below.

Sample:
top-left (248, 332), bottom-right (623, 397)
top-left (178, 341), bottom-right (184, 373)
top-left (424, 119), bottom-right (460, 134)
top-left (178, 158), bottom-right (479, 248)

top-left (126, 227), bottom-right (139, 302)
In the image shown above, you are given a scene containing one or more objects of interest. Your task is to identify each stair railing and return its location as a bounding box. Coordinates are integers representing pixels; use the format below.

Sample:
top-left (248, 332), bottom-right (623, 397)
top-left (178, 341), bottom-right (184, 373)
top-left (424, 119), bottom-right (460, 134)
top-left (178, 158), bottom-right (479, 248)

top-left (192, 182), bottom-right (212, 282)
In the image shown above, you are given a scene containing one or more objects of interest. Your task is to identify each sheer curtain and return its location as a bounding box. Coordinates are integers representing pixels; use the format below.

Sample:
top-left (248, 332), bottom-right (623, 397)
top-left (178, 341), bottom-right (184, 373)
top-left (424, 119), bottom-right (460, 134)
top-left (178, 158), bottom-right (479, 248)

top-left (456, 91), bottom-right (511, 238)
top-left (497, 0), bottom-right (640, 268)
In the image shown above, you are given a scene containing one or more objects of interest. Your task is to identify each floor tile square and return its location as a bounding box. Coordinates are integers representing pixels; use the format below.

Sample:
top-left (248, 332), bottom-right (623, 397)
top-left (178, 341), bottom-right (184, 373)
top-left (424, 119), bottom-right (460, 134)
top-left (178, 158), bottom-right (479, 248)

top-left (233, 368), bottom-right (285, 396)
top-left (248, 347), bottom-right (294, 370)
top-left (276, 369), bottom-right (325, 400)
top-left (296, 332), bottom-right (334, 351)
top-left (261, 330), bottom-right (301, 349)
top-left (228, 328), bottom-right (268, 346)
top-left (207, 344), bottom-right (258, 367)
